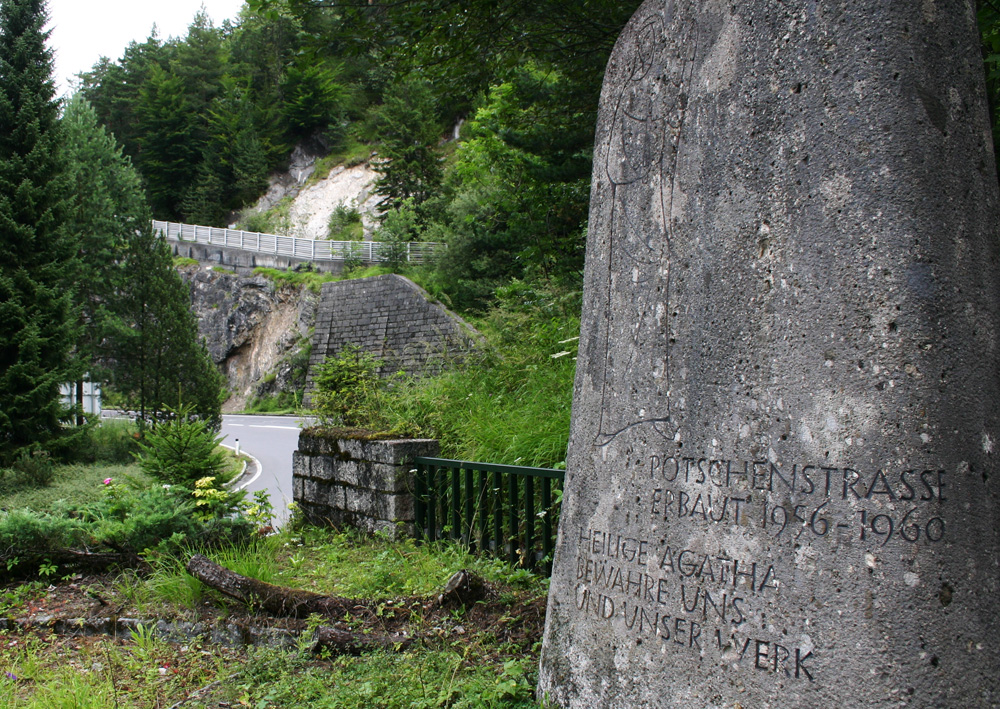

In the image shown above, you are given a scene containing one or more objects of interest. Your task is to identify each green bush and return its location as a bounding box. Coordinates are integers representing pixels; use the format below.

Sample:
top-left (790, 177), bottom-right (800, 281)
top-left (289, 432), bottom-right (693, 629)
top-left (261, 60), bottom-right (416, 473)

top-left (246, 390), bottom-right (300, 414)
top-left (328, 203), bottom-right (363, 240)
top-left (53, 419), bottom-right (140, 465)
top-left (311, 344), bottom-right (419, 436)
top-left (312, 344), bottom-right (383, 427)
top-left (342, 242), bottom-right (366, 273)
top-left (0, 449), bottom-right (55, 492)
top-left (0, 479), bottom-right (256, 578)
top-left (136, 404), bottom-right (230, 487)
top-left (374, 198), bottom-right (420, 271)
top-left (0, 508), bottom-right (86, 572)
top-left (253, 266), bottom-right (338, 293)
top-left (238, 210), bottom-right (281, 234)
top-left (91, 482), bottom-right (202, 554)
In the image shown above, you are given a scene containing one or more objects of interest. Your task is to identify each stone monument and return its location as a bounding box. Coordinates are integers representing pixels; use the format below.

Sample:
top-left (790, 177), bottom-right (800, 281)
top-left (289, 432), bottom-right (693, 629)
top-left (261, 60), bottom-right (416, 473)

top-left (538, 1), bottom-right (1000, 706)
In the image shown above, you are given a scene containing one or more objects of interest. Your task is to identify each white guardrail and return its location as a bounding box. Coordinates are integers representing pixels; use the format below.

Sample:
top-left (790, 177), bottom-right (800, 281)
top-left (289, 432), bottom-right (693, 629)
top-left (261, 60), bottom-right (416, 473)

top-left (153, 220), bottom-right (445, 264)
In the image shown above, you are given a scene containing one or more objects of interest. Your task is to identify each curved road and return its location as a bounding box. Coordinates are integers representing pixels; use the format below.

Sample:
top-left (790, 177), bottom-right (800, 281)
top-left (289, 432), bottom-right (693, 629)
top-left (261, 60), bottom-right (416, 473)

top-left (221, 414), bottom-right (305, 528)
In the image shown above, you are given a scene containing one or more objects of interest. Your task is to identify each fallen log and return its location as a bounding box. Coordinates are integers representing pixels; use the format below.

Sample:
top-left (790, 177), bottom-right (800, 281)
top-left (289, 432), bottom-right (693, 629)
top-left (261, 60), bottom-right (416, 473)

top-left (186, 554), bottom-right (415, 655)
top-left (186, 554), bottom-right (374, 619)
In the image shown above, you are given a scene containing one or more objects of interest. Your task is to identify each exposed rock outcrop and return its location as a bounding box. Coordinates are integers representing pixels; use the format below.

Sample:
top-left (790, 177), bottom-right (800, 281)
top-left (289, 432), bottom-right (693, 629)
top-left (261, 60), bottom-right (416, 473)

top-left (287, 163), bottom-right (381, 240)
top-left (181, 265), bottom-right (318, 412)
top-left (236, 143), bottom-right (382, 241)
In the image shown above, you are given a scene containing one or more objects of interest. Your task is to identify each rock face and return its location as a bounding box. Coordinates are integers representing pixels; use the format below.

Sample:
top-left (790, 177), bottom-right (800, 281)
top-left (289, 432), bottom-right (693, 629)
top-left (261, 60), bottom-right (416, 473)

top-left (183, 266), bottom-right (318, 412)
top-left (286, 163), bottom-right (382, 241)
top-left (539, 2), bottom-right (1000, 707)
top-left (237, 142), bottom-right (382, 241)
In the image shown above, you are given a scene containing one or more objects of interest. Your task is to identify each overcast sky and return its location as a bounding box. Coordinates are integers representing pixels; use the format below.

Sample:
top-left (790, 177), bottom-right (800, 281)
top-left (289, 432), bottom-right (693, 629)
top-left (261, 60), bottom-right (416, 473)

top-left (46, 0), bottom-right (248, 97)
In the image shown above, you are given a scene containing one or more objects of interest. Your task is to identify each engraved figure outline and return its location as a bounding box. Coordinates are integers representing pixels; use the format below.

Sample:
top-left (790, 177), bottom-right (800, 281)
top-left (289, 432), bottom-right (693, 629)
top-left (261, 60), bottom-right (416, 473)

top-left (596, 2), bottom-right (700, 447)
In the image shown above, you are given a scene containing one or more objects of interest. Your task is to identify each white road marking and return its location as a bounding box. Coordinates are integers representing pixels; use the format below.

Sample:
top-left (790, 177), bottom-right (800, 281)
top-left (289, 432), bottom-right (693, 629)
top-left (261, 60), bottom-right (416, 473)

top-left (222, 443), bottom-right (263, 491)
top-left (247, 425), bottom-right (300, 430)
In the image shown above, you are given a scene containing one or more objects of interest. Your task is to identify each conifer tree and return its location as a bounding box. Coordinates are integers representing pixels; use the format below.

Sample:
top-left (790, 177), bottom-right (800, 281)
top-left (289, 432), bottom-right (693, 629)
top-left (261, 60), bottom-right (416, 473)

top-left (112, 225), bottom-right (224, 428)
top-left (0, 0), bottom-right (77, 461)
top-left (60, 97), bottom-right (224, 429)
top-left (61, 95), bottom-right (147, 385)
top-left (372, 75), bottom-right (442, 216)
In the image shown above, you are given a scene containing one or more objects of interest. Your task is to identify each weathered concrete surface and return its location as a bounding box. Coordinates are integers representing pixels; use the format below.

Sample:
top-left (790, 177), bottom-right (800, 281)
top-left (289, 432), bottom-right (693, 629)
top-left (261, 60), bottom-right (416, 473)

top-left (539, 1), bottom-right (1000, 707)
top-left (171, 240), bottom-right (346, 275)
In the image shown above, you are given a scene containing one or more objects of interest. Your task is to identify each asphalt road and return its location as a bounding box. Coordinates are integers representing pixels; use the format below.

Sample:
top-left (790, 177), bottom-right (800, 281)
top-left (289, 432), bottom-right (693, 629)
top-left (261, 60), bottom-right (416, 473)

top-left (220, 414), bottom-right (305, 528)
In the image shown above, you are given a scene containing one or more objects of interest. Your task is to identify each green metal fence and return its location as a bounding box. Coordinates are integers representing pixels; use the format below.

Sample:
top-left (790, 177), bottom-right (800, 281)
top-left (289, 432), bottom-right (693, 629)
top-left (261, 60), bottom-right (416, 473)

top-left (412, 457), bottom-right (564, 574)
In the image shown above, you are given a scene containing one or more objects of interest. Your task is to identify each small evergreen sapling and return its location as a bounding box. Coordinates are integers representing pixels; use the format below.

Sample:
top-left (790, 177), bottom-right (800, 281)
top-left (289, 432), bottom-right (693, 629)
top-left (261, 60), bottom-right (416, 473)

top-left (135, 403), bottom-right (230, 488)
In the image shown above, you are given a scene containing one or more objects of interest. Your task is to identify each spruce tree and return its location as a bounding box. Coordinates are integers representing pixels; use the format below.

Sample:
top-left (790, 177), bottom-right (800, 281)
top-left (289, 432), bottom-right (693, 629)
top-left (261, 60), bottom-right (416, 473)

top-left (112, 225), bottom-right (224, 428)
top-left (62, 95), bottom-right (148, 386)
top-left (60, 97), bottom-right (224, 429)
top-left (372, 76), bottom-right (443, 216)
top-left (0, 0), bottom-right (77, 461)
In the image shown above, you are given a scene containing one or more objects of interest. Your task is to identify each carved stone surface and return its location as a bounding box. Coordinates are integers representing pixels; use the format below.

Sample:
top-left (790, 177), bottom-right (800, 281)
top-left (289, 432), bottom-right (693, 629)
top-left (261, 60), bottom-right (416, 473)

top-left (538, 1), bottom-right (1000, 706)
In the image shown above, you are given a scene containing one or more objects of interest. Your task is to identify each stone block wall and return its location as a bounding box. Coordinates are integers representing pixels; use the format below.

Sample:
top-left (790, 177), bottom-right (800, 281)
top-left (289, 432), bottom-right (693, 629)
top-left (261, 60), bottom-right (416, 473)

top-left (292, 428), bottom-right (439, 537)
top-left (305, 275), bottom-right (477, 402)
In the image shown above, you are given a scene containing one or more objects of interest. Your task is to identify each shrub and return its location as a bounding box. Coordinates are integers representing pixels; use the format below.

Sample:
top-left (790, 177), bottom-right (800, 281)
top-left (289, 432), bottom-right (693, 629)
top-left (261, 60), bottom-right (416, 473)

top-left (0, 479), bottom-right (257, 578)
top-left (342, 242), bottom-right (366, 273)
top-left (328, 203), bottom-right (363, 240)
top-left (135, 403), bottom-right (230, 487)
top-left (374, 199), bottom-right (419, 271)
top-left (93, 482), bottom-right (202, 554)
top-left (53, 420), bottom-right (140, 465)
top-left (238, 210), bottom-right (281, 234)
top-left (312, 344), bottom-right (384, 428)
top-left (0, 449), bottom-right (55, 491)
top-left (0, 508), bottom-right (86, 573)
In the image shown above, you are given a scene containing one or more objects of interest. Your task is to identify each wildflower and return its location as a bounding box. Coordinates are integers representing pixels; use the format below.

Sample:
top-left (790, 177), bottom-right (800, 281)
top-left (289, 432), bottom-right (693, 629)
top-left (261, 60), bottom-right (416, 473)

top-left (5, 672), bottom-right (16, 681)
top-left (103, 478), bottom-right (113, 485)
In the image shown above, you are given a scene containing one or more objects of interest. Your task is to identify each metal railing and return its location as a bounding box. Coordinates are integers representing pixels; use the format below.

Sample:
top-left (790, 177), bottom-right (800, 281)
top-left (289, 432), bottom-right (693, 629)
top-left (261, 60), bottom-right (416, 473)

top-left (413, 457), bottom-right (564, 575)
top-left (153, 220), bottom-right (445, 264)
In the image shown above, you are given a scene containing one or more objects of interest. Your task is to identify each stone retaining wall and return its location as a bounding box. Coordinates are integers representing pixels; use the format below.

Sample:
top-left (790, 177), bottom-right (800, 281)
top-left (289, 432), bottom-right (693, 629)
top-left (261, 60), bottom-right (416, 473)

top-left (306, 275), bottom-right (477, 402)
top-left (292, 429), bottom-right (438, 537)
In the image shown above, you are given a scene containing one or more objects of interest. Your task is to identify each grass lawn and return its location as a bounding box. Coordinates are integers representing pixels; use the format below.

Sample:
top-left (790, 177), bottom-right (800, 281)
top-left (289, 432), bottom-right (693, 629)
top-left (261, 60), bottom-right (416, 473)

top-left (0, 462), bottom-right (148, 511)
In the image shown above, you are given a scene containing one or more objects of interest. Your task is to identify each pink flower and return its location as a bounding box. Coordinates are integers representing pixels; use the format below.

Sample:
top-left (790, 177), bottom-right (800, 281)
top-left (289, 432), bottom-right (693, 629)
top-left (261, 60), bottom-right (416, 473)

top-left (103, 478), bottom-right (113, 485)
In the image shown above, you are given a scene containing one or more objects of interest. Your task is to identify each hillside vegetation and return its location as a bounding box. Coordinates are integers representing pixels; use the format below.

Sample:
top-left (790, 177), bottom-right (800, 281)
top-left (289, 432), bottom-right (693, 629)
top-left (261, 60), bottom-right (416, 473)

top-left (75, 0), bottom-right (1000, 466)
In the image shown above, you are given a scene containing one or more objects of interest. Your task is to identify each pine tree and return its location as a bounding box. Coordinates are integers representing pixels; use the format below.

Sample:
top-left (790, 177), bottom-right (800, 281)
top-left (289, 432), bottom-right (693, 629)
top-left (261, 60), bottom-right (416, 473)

top-left (0, 0), bottom-right (77, 461)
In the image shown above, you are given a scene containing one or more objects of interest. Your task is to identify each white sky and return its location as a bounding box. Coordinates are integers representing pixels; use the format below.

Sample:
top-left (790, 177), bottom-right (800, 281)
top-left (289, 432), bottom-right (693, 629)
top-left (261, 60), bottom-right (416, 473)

top-left (46, 0), bottom-right (248, 97)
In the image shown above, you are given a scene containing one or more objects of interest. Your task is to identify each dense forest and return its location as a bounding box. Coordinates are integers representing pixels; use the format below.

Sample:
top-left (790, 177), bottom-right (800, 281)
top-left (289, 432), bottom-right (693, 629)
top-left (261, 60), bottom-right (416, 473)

top-left (76, 1), bottom-right (1000, 310)
top-left (75, 0), bottom-right (645, 311)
